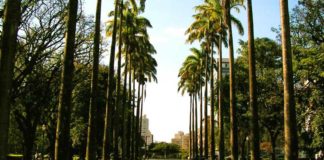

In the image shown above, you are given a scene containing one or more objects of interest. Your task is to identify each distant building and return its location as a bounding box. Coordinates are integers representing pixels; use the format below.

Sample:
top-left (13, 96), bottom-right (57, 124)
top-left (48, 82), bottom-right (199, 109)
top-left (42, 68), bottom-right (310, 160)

top-left (216, 58), bottom-right (230, 76)
top-left (171, 131), bottom-right (189, 151)
top-left (141, 115), bottom-right (153, 145)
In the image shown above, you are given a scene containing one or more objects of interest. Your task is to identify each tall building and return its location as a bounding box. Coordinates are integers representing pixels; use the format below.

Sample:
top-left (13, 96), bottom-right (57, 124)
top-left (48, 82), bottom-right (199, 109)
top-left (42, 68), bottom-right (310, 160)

top-left (171, 131), bottom-right (189, 151)
top-left (141, 115), bottom-right (153, 145)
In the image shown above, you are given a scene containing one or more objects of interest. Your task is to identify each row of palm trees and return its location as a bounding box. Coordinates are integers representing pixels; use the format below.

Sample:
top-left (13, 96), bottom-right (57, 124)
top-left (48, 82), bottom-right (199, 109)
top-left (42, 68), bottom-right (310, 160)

top-left (178, 0), bottom-right (297, 160)
top-left (0, 0), bottom-right (157, 159)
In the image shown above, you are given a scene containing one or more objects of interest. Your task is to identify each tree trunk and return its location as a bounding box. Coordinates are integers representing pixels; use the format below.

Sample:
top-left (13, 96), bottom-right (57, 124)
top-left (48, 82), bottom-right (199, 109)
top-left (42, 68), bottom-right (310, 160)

top-left (241, 138), bottom-right (246, 160)
top-left (139, 84), bottom-right (144, 138)
top-left (114, 0), bottom-right (125, 158)
top-left (0, 0), bottom-right (21, 159)
top-left (135, 82), bottom-right (141, 159)
top-left (224, 0), bottom-right (238, 159)
top-left (270, 134), bottom-right (276, 160)
top-left (204, 43), bottom-right (209, 159)
top-left (102, 0), bottom-right (120, 159)
top-left (210, 43), bottom-right (215, 160)
top-left (54, 0), bottom-right (78, 159)
top-left (189, 95), bottom-right (192, 159)
top-left (247, 0), bottom-right (260, 159)
top-left (86, 0), bottom-right (101, 159)
top-left (132, 69), bottom-right (136, 160)
top-left (122, 41), bottom-right (129, 160)
top-left (218, 33), bottom-right (225, 160)
top-left (23, 133), bottom-right (35, 160)
top-left (279, 0), bottom-right (298, 159)
top-left (194, 93), bottom-right (198, 159)
top-left (126, 52), bottom-right (132, 159)
top-left (199, 79), bottom-right (203, 159)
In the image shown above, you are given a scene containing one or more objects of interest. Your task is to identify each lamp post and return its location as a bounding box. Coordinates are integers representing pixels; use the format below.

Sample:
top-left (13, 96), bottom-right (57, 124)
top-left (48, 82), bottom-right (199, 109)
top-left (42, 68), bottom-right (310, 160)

top-left (246, 136), bottom-right (250, 160)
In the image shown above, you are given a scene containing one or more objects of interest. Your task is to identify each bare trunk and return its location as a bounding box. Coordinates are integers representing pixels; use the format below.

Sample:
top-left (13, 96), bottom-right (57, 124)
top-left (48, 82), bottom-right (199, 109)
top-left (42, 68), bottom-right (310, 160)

top-left (189, 95), bottom-right (192, 159)
top-left (247, 0), bottom-right (260, 159)
top-left (121, 43), bottom-right (129, 160)
top-left (126, 52), bottom-right (132, 159)
top-left (102, 0), bottom-right (120, 159)
top-left (199, 79), bottom-right (203, 158)
top-left (225, 0), bottom-right (238, 159)
top-left (270, 135), bottom-right (276, 160)
top-left (0, 0), bottom-right (21, 159)
top-left (210, 43), bottom-right (215, 159)
top-left (194, 93), bottom-right (198, 159)
top-left (204, 44), bottom-right (209, 159)
top-left (86, 0), bottom-right (101, 159)
top-left (132, 69), bottom-right (136, 160)
top-left (280, 0), bottom-right (298, 159)
top-left (54, 0), bottom-right (78, 159)
top-left (218, 34), bottom-right (225, 160)
top-left (135, 82), bottom-right (141, 159)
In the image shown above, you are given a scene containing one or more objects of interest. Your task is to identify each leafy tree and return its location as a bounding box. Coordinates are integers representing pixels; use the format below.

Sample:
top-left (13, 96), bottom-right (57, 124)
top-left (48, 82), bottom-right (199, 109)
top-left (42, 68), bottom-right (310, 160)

top-left (150, 142), bottom-right (181, 158)
top-left (288, 0), bottom-right (324, 156)
top-left (238, 37), bottom-right (284, 160)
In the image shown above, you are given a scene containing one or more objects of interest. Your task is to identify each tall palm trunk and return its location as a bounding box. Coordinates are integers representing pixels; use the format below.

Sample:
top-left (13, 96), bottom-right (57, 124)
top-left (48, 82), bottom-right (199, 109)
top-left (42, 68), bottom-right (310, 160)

top-left (139, 84), bottom-right (145, 137)
top-left (0, 0), bottom-right (21, 159)
top-left (218, 34), bottom-right (224, 160)
top-left (247, 0), bottom-right (260, 159)
top-left (54, 0), bottom-right (78, 159)
top-left (189, 95), bottom-right (192, 159)
top-left (86, 0), bottom-right (101, 159)
top-left (132, 68), bottom-right (136, 159)
top-left (224, 0), bottom-right (238, 159)
top-left (204, 45), bottom-right (209, 159)
top-left (279, 0), bottom-right (298, 159)
top-left (210, 43), bottom-right (215, 159)
top-left (122, 43), bottom-right (129, 160)
top-left (102, 0), bottom-right (120, 159)
top-left (191, 94), bottom-right (195, 159)
top-left (126, 51), bottom-right (132, 159)
top-left (114, 0), bottom-right (124, 157)
top-left (199, 77), bottom-right (203, 158)
top-left (194, 93), bottom-right (199, 159)
top-left (135, 81), bottom-right (141, 159)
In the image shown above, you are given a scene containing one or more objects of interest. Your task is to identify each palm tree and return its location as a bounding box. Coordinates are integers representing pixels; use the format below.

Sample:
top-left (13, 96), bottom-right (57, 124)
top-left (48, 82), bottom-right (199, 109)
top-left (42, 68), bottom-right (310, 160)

top-left (54, 0), bottom-right (78, 159)
top-left (246, 0), bottom-right (260, 159)
top-left (186, 1), bottom-right (242, 158)
top-left (279, 0), bottom-right (298, 159)
top-left (179, 47), bottom-right (209, 159)
top-left (191, 48), bottom-right (206, 159)
top-left (186, 12), bottom-right (212, 159)
top-left (85, 0), bottom-right (101, 159)
top-left (113, 0), bottom-right (125, 157)
top-left (102, 0), bottom-right (120, 158)
top-left (0, 0), bottom-right (21, 159)
top-left (223, 0), bottom-right (244, 159)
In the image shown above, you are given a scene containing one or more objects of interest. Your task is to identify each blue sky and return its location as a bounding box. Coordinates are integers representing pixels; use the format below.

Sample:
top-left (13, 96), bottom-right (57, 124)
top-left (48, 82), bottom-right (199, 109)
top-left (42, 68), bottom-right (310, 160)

top-left (84, 0), bottom-right (299, 142)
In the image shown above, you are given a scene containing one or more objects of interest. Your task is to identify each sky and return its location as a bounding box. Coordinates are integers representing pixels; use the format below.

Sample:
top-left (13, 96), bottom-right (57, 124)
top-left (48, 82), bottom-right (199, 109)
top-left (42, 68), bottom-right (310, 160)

top-left (84, 0), bottom-right (299, 142)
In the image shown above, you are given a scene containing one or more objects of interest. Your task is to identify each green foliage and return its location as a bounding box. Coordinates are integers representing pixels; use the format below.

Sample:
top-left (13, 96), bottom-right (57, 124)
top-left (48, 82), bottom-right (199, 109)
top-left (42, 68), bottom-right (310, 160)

top-left (288, 0), bottom-right (324, 153)
top-left (150, 142), bottom-right (181, 158)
